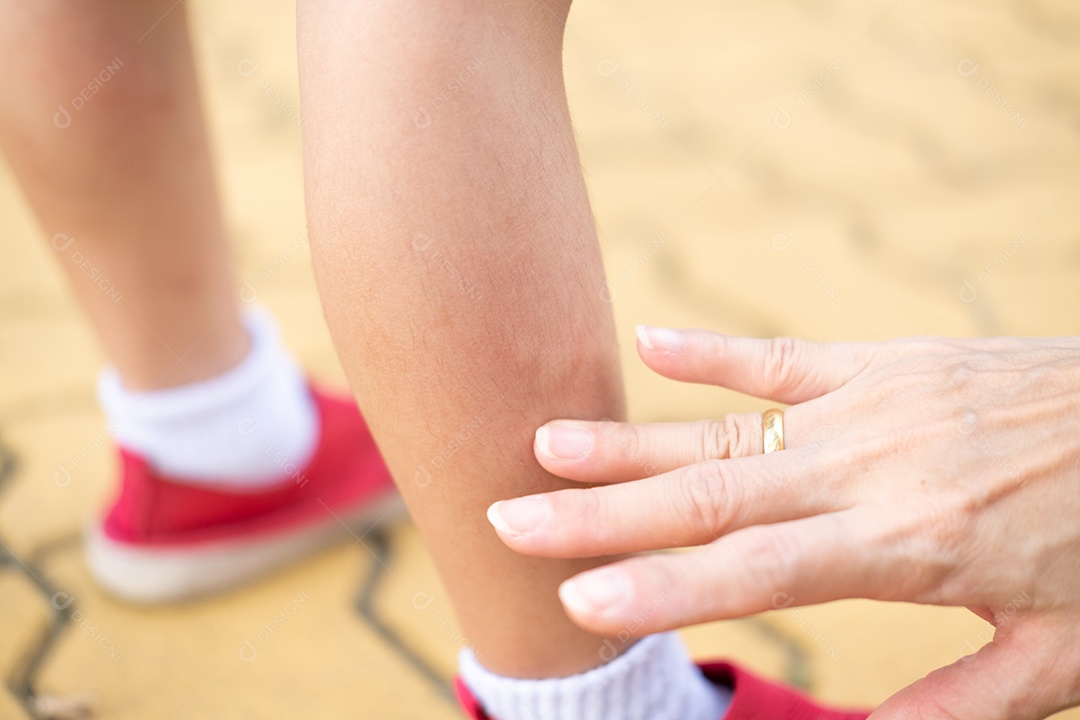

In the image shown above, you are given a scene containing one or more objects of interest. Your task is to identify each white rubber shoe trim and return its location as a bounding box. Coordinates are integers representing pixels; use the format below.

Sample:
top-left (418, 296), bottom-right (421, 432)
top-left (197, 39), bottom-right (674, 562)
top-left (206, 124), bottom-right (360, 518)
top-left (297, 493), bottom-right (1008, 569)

top-left (86, 491), bottom-right (402, 604)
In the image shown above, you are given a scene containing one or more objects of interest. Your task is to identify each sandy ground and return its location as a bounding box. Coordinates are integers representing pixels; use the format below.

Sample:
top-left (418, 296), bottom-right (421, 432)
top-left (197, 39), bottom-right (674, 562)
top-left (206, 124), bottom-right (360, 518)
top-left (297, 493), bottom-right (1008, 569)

top-left (1, 0), bottom-right (1079, 717)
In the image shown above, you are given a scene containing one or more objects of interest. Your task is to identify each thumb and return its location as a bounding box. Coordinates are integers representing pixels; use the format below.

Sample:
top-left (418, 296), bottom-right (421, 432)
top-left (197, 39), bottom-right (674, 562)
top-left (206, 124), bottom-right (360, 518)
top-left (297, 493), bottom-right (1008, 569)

top-left (870, 628), bottom-right (1059, 720)
top-left (635, 326), bottom-right (874, 404)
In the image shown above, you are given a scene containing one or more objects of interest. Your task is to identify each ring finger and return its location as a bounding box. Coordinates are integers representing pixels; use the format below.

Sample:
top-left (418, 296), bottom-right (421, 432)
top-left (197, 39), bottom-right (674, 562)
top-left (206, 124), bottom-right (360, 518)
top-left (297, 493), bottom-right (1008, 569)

top-left (534, 403), bottom-right (817, 483)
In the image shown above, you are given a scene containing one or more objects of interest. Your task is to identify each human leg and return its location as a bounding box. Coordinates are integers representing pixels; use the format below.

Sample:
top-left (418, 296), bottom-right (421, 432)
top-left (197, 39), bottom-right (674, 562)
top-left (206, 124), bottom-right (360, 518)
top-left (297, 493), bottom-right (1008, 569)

top-left (298, 0), bottom-right (629, 678)
top-left (0, 0), bottom-right (246, 389)
top-left (0, 2), bottom-right (393, 602)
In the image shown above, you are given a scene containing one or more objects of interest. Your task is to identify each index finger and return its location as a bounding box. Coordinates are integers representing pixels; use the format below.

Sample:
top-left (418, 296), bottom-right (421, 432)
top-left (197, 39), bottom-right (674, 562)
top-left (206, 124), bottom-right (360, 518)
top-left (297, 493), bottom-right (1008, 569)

top-left (637, 328), bottom-right (875, 404)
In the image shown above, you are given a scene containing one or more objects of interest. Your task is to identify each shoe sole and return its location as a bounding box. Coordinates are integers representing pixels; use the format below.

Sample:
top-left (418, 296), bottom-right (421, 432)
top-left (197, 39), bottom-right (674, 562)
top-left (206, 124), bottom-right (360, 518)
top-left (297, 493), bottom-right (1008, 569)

top-left (86, 490), bottom-right (403, 604)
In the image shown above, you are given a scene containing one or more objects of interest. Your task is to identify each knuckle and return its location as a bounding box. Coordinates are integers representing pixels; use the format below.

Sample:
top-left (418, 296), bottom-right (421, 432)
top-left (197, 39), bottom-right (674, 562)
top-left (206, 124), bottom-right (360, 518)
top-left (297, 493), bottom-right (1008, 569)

top-left (693, 420), bottom-right (726, 461)
top-left (625, 423), bottom-right (650, 463)
top-left (638, 558), bottom-right (681, 602)
top-left (593, 418), bottom-right (619, 446)
top-left (557, 489), bottom-right (606, 551)
top-left (677, 460), bottom-right (734, 534)
top-left (633, 559), bottom-right (686, 626)
top-left (735, 527), bottom-right (800, 588)
top-left (573, 488), bottom-right (604, 529)
top-left (614, 423), bottom-right (653, 476)
top-left (765, 336), bottom-right (802, 391)
top-left (695, 415), bottom-right (754, 461)
top-left (724, 414), bottom-right (754, 457)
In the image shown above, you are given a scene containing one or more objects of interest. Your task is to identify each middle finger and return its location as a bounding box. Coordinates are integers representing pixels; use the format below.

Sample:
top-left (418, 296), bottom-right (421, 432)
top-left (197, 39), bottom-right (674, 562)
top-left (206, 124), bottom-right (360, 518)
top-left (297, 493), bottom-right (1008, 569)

top-left (489, 448), bottom-right (849, 558)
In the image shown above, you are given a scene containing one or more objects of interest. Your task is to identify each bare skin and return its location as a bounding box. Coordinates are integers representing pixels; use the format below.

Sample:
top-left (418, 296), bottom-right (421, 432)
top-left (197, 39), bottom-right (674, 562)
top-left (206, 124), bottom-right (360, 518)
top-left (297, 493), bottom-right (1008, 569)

top-left (6, 3), bottom-right (1077, 717)
top-left (299, 0), bottom-right (629, 678)
top-left (1, 0), bottom-right (630, 683)
top-left (495, 329), bottom-right (1080, 719)
top-left (0, 1), bottom-right (247, 390)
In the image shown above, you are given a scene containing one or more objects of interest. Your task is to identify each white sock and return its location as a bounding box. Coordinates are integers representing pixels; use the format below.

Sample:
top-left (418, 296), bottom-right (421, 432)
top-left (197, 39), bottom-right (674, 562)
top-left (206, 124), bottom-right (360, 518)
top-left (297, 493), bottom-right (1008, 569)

top-left (458, 633), bottom-right (731, 720)
top-left (98, 308), bottom-right (319, 487)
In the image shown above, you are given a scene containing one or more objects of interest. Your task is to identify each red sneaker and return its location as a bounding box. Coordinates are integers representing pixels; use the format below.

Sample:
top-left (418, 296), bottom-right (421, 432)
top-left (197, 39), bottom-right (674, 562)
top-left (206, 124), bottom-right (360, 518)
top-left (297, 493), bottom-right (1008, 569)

top-left (696, 662), bottom-right (869, 720)
top-left (454, 660), bottom-right (870, 720)
top-left (86, 385), bottom-right (400, 603)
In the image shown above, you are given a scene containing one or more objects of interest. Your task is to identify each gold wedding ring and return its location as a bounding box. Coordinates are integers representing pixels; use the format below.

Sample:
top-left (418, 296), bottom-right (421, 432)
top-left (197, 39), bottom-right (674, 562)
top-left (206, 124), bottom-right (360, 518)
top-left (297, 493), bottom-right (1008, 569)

top-left (762, 409), bottom-right (784, 454)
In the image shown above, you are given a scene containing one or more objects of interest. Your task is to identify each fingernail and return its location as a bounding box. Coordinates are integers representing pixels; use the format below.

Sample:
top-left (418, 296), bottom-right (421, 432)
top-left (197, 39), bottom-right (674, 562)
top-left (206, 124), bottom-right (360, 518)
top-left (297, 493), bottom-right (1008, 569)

top-left (488, 496), bottom-right (550, 535)
top-left (560, 568), bottom-right (633, 617)
top-left (536, 423), bottom-right (594, 460)
top-left (636, 325), bottom-right (685, 353)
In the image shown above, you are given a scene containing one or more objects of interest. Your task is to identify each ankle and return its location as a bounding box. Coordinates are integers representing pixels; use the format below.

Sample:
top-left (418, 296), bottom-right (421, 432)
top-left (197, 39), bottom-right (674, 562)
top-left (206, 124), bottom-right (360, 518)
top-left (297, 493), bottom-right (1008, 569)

top-left (458, 633), bottom-right (730, 720)
top-left (99, 308), bottom-right (318, 486)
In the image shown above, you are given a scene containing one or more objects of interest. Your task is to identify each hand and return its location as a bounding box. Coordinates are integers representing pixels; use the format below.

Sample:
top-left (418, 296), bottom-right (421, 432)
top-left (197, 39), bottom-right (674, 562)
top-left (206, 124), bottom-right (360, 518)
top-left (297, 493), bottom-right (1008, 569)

top-left (487, 327), bottom-right (1080, 720)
